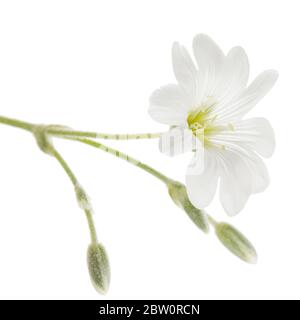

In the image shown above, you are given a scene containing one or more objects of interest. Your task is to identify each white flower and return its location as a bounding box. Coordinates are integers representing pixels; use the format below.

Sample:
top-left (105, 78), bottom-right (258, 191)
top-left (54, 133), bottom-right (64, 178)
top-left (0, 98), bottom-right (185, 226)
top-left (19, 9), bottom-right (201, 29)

top-left (149, 34), bottom-right (278, 216)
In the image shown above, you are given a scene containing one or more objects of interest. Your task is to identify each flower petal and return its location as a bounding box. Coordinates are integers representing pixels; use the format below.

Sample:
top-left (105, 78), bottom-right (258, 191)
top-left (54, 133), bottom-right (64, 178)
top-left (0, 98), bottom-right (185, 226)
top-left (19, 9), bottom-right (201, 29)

top-left (210, 118), bottom-right (275, 158)
top-left (244, 150), bottom-right (270, 194)
top-left (172, 42), bottom-right (198, 100)
top-left (205, 142), bottom-right (270, 195)
top-left (186, 150), bottom-right (219, 208)
top-left (159, 127), bottom-right (200, 156)
top-left (192, 34), bottom-right (225, 96)
top-left (213, 46), bottom-right (249, 106)
top-left (219, 70), bottom-right (278, 121)
top-left (218, 149), bottom-right (252, 216)
top-left (233, 117), bottom-right (275, 158)
top-left (148, 84), bottom-right (189, 125)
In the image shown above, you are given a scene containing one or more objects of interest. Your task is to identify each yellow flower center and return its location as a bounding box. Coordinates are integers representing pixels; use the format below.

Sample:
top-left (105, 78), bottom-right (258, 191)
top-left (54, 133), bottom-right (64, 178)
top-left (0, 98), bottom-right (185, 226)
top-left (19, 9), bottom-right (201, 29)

top-left (187, 105), bottom-right (234, 148)
top-left (187, 107), bottom-right (216, 146)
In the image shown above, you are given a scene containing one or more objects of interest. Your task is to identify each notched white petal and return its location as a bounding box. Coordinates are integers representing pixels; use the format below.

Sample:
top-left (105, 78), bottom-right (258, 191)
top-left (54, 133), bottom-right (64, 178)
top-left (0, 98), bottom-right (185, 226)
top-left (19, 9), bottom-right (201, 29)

top-left (244, 151), bottom-right (270, 194)
top-left (192, 34), bottom-right (225, 72)
top-left (235, 117), bottom-right (276, 158)
top-left (219, 151), bottom-right (252, 216)
top-left (172, 42), bottom-right (197, 95)
top-left (214, 46), bottom-right (249, 104)
top-left (148, 84), bottom-right (189, 125)
top-left (186, 151), bottom-right (219, 208)
top-left (221, 69), bottom-right (278, 121)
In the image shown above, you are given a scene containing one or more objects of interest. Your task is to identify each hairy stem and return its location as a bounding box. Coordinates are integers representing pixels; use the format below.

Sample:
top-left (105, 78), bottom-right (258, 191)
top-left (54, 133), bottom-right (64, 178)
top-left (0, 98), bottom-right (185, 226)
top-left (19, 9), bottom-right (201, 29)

top-left (64, 137), bottom-right (171, 185)
top-left (0, 115), bottom-right (161, 140)
top-left (47, 128), bottom-right (162, 141)
top-left (51, 148), bottom-right (98, 244)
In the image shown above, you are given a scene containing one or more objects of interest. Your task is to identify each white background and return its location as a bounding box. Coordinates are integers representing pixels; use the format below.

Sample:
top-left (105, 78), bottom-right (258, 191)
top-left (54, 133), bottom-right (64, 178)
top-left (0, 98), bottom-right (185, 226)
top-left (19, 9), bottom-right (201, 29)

top-left (0, 0), bottom-right (298, 300)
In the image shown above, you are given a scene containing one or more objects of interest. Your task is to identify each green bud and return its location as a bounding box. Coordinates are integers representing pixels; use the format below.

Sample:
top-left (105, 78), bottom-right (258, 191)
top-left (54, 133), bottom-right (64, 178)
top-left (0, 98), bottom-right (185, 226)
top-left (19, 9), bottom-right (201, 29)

top-left (33, 125), bottom-right (54, 155)
top-left (215, 222), bottom-right (257, 264)
top-left (87, 243), bottom-right (111, 295)
top-left (168, 181), bottom-right (209, 233)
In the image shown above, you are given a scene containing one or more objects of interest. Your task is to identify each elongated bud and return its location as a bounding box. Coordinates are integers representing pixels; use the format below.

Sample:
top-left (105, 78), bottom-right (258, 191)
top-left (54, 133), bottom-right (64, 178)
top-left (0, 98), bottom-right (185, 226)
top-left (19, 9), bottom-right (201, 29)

top-left (33, 125), bottom-right (54, 155)
top-left (87, 243), bottom-right (111, 295)
top-left (168, 181), bottom-right (209, 233)
top-left (215, 222), bottom-right (257, 264)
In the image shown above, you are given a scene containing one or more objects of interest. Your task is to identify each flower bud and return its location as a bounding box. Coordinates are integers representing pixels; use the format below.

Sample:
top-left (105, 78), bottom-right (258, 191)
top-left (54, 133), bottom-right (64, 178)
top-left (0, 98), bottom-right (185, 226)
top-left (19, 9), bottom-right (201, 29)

top-left (168, 181), bottom-right (209, 233)
top-left (87, 243), bottom-right (111, 295)
top-left (215, 222), bottom-right (257, 264)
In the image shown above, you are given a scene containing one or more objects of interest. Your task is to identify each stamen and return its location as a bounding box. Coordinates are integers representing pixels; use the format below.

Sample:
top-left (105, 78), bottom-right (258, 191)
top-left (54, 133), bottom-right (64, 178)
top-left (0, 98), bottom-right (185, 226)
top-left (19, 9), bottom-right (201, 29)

top-left (187, 99), bottom-right (230, 150)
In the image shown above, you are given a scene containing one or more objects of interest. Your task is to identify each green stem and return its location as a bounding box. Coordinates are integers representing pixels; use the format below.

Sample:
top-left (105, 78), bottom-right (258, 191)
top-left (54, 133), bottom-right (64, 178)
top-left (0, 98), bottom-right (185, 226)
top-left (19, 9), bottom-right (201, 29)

top-left (51, 148), bottom-right (98, 244)
top-left (0, 115), bottom-right (99, 243)
top-left (208, 215), bottom-right (218, 228)
top-left (51, 149), bottom-right (77, 185)
top-left (47, 128), bottom-right (162, 141)
top-left (1, 114), bottom-right (222, 237)
top-left (0, 115), bottom-right (161, 140)
top-left (84, 209), bottom-right (98, 244)
top-left (64, 137), bottom-right (171, 185)
top-left (0, 115), bottom-right (35, 132)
